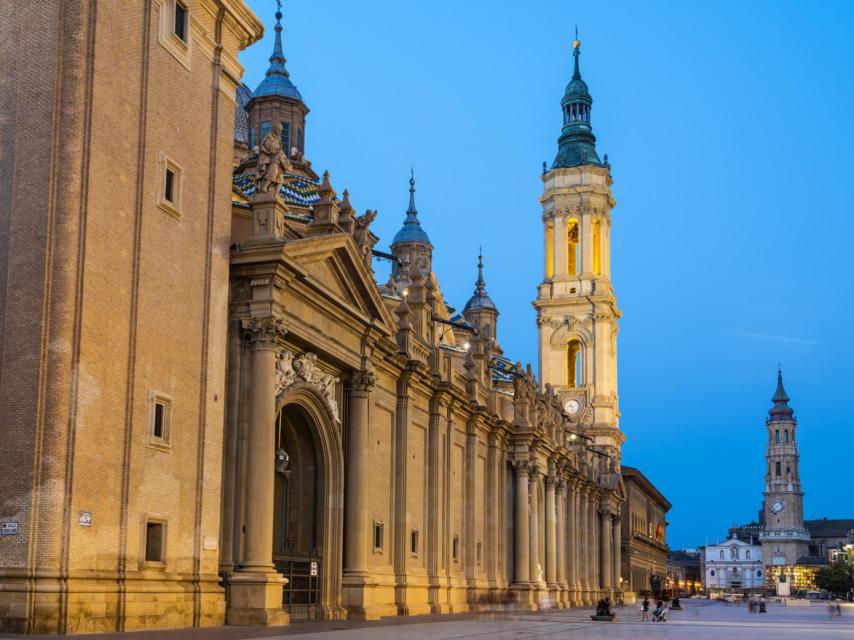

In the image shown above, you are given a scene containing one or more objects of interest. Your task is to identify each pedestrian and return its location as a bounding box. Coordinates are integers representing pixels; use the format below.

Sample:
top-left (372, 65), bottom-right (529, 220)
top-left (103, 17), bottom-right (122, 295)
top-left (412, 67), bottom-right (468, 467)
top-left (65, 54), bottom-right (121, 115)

top-left (642, 595), bottom-right (650, 622)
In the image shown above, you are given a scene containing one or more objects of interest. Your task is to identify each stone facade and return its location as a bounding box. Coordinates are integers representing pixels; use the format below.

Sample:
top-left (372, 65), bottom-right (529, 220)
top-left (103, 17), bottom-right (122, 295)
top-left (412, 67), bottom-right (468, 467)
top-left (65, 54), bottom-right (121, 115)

top-left (619, 467), bottom-right (670, 596)
top-left (702, 537), bottom-right (765, 591)
top-left (0, 5), bottom-right (628, 633)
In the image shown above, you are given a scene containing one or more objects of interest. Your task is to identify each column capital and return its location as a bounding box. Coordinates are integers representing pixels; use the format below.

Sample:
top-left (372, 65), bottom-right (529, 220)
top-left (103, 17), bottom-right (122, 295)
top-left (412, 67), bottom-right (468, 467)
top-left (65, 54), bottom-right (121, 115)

top-left (512, 459), bottom-right (530, 476)
top-left (243, 316), bottom-right (287, 350)
top-left (350, 368), bottom-right (377, 393)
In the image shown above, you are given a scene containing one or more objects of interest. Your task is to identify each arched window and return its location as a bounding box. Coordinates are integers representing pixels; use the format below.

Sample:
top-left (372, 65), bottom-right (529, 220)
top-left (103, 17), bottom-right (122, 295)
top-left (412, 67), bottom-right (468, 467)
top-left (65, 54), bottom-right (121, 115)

top-left (719, 550), bottom-right (724, 560)
top-left (775, 430), bottom-right (780, 443)
top-left (567, 220), bottom-right (579, 276)
top-left (746, 550), bottom-right (750, 560)
top-left (566, 340), bottom-right (582, 387)
top-left (592, 218), bottom-right (601, 275)
top-left (775, 462), bottom-right (781, 476)
top-left (784, 430), bottom-right (789, 443)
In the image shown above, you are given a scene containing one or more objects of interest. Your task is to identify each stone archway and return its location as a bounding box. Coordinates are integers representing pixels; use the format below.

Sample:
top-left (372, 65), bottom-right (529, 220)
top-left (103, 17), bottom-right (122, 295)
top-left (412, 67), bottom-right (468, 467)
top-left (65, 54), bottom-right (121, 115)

top-left (274, 383), bottom-right (345, 620)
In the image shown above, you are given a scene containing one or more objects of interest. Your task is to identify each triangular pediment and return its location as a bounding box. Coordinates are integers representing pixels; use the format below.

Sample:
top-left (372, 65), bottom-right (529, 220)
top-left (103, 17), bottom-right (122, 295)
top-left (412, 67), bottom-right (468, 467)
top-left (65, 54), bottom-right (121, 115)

top-left (283, 233), bottom-right (396, 329)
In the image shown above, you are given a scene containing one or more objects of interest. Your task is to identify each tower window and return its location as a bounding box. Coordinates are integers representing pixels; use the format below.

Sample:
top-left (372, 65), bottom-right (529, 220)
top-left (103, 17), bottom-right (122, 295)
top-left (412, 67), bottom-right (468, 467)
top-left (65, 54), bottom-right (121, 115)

top-left (280, 122), bottom-right (291, 157)
top-left (774, 429), bottom-right (780, 443)
top-left (546, 221), bottom-right (554, 279)
top-left (174, 1), bottom-right (188, 42)
top-left (145, 522), bottom-right (164, 562)
top-left (260, 120), bottom-right (271, 140)
top-left (452, 535), bottom-right (459, 561)
top-left (156, 152), bottom-right (183, 219)
top-left (592, 218), bottom-right (601, 275)
top-left (249, 126), bottom-right (256, 148)
top-left (567, 220), bottom-right (579, 276)
top-left (784, 430), bottom-right (789, 443)
top-left (164, 168), bottom-right (175, 204)
top-left (775, 462), bottom-right (781, 476)
top-left (297, 128), bottom-right (304, 154)
top-left (566, 339), bottom-right (582, 387)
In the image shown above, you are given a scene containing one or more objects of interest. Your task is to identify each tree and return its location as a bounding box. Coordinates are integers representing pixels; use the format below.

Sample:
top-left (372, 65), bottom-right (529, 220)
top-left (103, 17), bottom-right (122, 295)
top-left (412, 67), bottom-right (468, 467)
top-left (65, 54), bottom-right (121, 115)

top-left (814, 561), bottom-right (853, 596)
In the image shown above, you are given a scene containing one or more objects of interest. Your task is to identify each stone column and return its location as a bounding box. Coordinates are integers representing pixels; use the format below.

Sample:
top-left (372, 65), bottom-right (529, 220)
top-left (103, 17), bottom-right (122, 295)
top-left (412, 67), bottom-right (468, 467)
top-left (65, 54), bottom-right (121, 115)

top-left (513, 461), bottom-right (530, 585)
top-left (344, 368), bottom-right (376, 575)
top-left (528, 466), bottom-right (540, 585)
top-left (228, 317), bottom-right (289, 626)
top-left (600, 509), bottom-right (612, 591)
top-left (612, 515), bottom-right (622, 597)
top-left (545, 475), bottom-right (557, 588)
top-left (555, 480), bottom-right (567, 601)
top-left (588, 493), bottom-right (599, 596)
top-left (578, 489), bottom-right (589, 600)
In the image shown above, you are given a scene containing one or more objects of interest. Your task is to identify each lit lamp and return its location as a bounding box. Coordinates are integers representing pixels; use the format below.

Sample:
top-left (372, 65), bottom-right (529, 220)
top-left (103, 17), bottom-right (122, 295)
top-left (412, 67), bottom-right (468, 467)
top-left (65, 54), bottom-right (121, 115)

top-left (275, 448), bottom-right (290, 478)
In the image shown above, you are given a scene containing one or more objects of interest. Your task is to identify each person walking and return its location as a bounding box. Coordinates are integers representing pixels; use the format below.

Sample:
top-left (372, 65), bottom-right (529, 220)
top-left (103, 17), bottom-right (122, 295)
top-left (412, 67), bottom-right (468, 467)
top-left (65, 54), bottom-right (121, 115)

top-left (642, 596), bottom-right (650, 622)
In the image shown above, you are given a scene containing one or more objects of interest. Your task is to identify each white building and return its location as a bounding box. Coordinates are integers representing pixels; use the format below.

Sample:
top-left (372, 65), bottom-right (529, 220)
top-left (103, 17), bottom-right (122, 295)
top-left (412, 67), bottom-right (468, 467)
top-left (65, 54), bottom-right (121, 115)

top-left (702, 537), bottom-right (765, 591)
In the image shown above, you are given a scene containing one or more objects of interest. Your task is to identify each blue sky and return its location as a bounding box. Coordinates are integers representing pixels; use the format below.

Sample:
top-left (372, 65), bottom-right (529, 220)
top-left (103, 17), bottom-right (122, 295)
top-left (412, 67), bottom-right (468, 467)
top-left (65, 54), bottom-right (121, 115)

top-left (240, 0), bottom-right (854, 549)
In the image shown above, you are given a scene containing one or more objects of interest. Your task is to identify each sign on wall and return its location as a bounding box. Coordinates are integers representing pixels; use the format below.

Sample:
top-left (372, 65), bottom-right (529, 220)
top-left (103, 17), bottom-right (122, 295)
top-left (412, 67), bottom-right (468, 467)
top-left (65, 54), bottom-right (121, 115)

top-left (0, 522), bottom-right (19, 536)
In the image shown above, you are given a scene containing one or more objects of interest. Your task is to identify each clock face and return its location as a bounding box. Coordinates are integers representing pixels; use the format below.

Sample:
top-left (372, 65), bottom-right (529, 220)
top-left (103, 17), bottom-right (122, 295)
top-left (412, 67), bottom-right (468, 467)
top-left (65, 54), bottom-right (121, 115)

top-left (564, 399), bottom-right (581, 415)
top-left (771, 501), bottom-right (784, 514)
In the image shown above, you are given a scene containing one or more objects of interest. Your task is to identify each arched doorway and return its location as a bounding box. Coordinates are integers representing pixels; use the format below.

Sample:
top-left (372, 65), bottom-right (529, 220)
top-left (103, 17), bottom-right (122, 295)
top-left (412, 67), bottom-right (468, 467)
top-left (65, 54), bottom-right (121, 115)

top-left (271, 388), bottom-right (345, 620)
top-left (273, 404), bottom-right (322, 619)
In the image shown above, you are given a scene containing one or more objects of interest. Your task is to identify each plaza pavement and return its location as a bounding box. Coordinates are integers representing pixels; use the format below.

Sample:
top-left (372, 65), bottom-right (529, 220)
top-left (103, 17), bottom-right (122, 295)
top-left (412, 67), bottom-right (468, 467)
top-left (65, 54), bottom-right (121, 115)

top-left (4, 599), bottom-right (853, 639)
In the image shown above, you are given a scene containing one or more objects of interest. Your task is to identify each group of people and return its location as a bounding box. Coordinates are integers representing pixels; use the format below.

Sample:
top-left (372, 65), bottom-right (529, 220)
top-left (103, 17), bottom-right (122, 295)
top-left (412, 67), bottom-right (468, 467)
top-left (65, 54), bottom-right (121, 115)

top-left (641, 595), bottom-right (668, 622)
top-left (745, 595), bottom-right (767, 613)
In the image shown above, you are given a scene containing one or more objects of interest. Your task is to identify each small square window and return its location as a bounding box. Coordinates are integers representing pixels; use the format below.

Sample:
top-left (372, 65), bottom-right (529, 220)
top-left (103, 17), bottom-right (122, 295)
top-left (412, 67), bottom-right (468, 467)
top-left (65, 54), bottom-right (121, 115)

top-left (373, 521), bottom-right (384, 552)
top-left (410, 529), bottom-right (419, 556)
top-left (452, 535), bottom-right (459, 562)
top-left (147, 391), bottom-right (172, 449)
top-left (174, 1), bottom-right (188, 42)
top-left (164, 168), bottom-right (175, 203)
top-left (156, 152), bottom-right (183, 219)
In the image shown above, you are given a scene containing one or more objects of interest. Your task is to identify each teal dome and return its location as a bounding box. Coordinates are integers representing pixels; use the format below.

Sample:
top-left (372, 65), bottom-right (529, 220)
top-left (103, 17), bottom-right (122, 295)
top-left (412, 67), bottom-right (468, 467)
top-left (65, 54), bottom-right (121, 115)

top-left (552, 41), bottom-right (603, 170)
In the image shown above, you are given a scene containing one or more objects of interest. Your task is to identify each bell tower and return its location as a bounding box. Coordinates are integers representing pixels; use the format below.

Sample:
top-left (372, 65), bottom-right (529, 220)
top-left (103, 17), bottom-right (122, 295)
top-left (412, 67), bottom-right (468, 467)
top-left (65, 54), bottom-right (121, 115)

top-left (759, 369), bottom-right (810, 567)
top-left (533, 36), bottom-right (623, 455)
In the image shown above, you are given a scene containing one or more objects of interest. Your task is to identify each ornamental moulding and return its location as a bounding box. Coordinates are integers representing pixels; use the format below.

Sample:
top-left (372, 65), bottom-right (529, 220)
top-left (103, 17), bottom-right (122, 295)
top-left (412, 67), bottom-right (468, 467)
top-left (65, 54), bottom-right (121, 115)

top-left (276, 348), bottom-right (340, 423)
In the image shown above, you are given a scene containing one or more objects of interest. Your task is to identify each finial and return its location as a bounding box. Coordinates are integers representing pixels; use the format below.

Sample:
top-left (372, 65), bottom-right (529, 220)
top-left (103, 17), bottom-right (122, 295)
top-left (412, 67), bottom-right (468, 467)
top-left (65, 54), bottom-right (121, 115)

top-left (407, 168), bottom-right (417, 214)
top-left (476, 248), bottom-right (485, 292)
top-left (573, 24), bottom-right (580, 49)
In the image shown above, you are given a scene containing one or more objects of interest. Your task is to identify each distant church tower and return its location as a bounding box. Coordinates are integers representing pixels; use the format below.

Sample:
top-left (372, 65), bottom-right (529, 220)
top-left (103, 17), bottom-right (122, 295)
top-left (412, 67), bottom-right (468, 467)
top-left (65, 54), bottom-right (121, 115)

top-left (759, 369), bottom-right (810, 567)
top-left (533, 37), bottom-right (623, 455)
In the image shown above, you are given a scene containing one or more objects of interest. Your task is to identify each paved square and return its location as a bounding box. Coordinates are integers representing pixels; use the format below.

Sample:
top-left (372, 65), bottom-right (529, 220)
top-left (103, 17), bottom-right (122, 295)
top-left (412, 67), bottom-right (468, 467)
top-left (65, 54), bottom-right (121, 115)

top-left (7, 599), bottom-right (853, 640)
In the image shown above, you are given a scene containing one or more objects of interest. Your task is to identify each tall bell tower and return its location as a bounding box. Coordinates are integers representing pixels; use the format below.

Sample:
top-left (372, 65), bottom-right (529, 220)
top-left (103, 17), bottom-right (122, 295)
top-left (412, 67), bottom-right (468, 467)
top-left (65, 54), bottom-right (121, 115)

top-left (759, 369), bottom-right (810, 567)
top-left (533, 37), bottom-right (623, 455)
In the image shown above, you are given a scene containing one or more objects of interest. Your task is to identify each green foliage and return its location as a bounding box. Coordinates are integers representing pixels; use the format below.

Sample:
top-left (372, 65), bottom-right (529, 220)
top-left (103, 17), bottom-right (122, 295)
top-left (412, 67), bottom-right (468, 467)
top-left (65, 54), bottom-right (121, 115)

top-left (814, 560), bottom-right (853, 596)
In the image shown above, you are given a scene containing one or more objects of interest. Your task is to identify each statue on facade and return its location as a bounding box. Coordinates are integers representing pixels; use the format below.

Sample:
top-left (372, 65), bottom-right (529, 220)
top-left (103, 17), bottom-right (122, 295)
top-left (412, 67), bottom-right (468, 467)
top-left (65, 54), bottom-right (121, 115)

top-left (352, 209), bottom-right (377, 260)
top-left (256, 122), bottom-right (291, 194)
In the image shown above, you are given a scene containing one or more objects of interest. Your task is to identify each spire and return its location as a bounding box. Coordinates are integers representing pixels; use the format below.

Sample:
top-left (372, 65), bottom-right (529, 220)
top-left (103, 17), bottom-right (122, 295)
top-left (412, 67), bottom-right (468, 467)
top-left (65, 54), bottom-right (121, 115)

top-left (768, 367), bottom-right (795, 421)
top-left (463, 248), bottom-right (497, 313)
top-left (253, 1), bottom-right (303, 101)
top-left (552, 34), bottom-right (602, 169)
top-left (391, 169), bottom-right (431, 246)
top-left (407, 168), bottom-right (417, 215)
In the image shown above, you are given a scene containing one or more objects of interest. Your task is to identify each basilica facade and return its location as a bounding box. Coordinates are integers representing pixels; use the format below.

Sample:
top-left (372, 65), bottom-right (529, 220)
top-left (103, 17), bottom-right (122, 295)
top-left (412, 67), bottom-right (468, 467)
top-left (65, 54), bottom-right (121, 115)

top-left (0, 1), bottom-right (628, 633)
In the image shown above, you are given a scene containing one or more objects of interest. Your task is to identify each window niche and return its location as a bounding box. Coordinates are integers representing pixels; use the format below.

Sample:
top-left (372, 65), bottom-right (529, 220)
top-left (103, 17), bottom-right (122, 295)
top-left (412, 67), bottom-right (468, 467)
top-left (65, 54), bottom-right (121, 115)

top-left (141, 516), bottom-right (167, 570)
top-left (156, 0), bottom-right (192, 69)
top-left (566, 339), bottom-right (582, 388)
top-left (373, 520), bottom-right (384, 552)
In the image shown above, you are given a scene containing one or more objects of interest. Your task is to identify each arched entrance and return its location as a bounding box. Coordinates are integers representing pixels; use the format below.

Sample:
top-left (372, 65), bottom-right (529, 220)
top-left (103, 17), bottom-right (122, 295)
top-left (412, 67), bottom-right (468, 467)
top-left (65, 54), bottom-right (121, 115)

top-left (271, 388), bottom-right (344, 620)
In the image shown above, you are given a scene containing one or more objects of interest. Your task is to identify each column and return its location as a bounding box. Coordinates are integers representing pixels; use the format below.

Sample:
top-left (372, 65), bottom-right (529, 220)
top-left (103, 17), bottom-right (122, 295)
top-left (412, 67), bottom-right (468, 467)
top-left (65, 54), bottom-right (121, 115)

top-left (612, 515), bottom-right (622, 597)
top-left (486, 433), bottom-right (499, 587)
top-left (228, 317), bottom-right (289, 626)
top-left (344, 368), bottom-right (376, 574)
top-left (555, 480), bottom-right (566, 590)
top-left (513, 461), bottom-right (530, 584)
top-left (600, 509), bottom-right (612, 591)
top-left (545, 476), bottom-right (557, 587)
top-left (589, 493), bottom-right (599, 595)
top-left (528, 466), bottom-right (540, 584)
top-left (568, 483), bottom-right (579, 604)
top-left (578, 489), bottom-right (589, 599)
